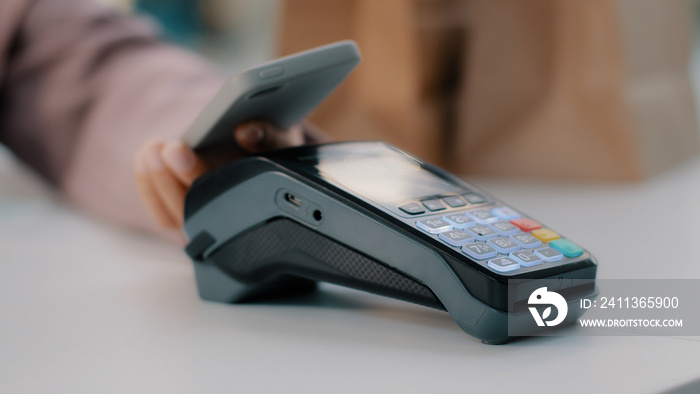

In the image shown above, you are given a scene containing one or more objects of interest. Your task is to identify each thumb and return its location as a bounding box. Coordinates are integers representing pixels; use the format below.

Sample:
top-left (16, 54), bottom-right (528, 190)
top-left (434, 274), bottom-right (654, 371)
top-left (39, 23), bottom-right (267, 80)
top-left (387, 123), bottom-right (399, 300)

top-left (161, 141), bottom-right (210, 186)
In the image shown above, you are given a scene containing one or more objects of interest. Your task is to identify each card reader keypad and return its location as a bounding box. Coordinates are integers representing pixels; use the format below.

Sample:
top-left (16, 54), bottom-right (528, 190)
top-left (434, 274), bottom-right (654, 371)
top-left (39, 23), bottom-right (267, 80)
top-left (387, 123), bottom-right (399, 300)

top-left (438, 230), bottom-right (475, 246)
top-left (464, 225), bottom-right (498, 241)
top-left (421, 199), bottom-right (446, 212)
top-left (413, 204), bottom-right (583, 275)
top-left (465, 209), bottom-right (499, 224)
top-left (416, 218), bottom-right (452, 234)
top-left (442, 213), bottom-right (474, 229)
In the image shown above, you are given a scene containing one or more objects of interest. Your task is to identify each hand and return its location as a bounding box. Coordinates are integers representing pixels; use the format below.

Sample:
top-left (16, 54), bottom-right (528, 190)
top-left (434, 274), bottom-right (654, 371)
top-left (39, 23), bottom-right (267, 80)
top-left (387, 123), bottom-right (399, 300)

top-left (134, 121), bottom-right (311, 230)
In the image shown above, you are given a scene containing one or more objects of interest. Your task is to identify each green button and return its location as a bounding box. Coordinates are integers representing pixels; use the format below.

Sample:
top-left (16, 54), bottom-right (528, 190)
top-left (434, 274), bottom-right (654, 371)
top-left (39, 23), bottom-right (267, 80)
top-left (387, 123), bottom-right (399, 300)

top-left (549, 239), bottom-right (584, 258)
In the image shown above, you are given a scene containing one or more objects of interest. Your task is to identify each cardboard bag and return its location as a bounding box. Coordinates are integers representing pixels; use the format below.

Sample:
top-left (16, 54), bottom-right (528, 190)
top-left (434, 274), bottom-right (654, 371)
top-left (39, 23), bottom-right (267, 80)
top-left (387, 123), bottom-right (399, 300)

top-left (279, 0), bottom-right (700, 180)
top-left (455, 0), bottom-right (700, 180)
top-left (278, 0), bottom-right (459, 167)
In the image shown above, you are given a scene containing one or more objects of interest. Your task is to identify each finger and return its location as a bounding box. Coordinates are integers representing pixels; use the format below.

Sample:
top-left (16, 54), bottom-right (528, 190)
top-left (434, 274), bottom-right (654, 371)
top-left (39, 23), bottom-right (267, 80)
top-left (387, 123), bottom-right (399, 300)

top-left (134, 148), bottom-right (177, 229)
top-left (143, 140), bottom-right (188, 227)
top-left (160, 141), bottom-right (210, 186)
top-left (301, 121), bottom-right (331, 144)
top-left (234, 121), bottom-right (305, 153)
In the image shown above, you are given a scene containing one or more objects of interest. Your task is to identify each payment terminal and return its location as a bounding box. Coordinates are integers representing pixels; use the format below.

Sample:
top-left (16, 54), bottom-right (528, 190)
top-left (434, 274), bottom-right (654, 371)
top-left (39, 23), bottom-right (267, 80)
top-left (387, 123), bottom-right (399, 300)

top-left (183, 142), bottom-right (598, 344)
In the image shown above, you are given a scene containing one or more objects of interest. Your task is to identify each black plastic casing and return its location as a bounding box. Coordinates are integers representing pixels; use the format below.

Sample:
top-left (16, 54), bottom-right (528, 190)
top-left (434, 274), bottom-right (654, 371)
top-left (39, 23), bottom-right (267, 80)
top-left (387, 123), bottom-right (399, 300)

top-left (183, 142), bottom-right (598, 343)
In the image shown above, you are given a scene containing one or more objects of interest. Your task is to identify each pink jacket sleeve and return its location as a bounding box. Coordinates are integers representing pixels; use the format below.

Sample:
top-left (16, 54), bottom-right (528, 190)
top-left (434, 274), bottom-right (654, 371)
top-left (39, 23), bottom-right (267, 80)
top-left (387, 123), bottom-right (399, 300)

top-left (0, 0), bottom-right (225, 234)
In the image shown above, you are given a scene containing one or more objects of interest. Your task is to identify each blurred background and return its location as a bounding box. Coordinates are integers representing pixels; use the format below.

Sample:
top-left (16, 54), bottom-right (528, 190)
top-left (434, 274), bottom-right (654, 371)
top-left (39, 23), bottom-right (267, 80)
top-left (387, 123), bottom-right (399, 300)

top-left (107, 0), bottom-right (700, 181)
top-left (113, 0), bottom-right (281, 73)
top-left (114, 0), bottom-right (700, 89)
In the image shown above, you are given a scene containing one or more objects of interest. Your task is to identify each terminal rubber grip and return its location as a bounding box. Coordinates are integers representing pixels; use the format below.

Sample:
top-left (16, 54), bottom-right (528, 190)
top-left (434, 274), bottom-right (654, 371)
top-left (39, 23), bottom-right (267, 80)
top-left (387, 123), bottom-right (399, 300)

top-left (205, 217), bottom-right (445, 310)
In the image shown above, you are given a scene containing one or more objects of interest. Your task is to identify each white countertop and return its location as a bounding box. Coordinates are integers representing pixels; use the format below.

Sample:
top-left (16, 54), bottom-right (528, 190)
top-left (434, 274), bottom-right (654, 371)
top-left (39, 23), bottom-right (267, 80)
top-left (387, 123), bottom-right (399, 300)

top-left (2, 149), bottom-right (700, 394)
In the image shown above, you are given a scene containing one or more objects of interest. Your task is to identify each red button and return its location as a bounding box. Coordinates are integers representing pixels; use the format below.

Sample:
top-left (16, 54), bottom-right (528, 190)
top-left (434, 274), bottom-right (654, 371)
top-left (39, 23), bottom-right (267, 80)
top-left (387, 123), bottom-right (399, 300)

top-left (510, 218), bottom-right (541, 232)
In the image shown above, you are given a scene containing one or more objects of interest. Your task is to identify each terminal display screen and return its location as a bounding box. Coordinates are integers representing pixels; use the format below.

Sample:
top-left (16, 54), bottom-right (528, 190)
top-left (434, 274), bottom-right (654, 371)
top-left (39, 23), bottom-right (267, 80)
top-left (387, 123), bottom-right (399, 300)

top-left (303, 143), bottom-right (463, 208)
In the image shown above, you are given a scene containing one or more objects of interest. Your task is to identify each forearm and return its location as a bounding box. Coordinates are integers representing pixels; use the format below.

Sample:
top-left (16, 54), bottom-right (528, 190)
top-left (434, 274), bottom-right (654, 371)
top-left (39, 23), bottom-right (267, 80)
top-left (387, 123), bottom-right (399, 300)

top-left (61, 42), bottom-right (223, 235)
top-left (0, 0), bottom-right (224, 234)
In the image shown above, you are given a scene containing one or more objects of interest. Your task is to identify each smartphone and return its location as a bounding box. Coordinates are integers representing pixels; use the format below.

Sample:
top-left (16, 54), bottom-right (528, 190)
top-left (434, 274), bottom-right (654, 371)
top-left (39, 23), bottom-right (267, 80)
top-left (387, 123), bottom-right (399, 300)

top-left (182, 40), bottom-right (361, 150)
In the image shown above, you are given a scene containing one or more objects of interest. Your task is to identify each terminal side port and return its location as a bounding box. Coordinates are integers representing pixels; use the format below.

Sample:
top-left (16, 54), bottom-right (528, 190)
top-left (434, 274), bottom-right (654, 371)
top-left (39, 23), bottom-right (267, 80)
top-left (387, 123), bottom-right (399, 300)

top-left (284, 193), bottom-right (303, 208)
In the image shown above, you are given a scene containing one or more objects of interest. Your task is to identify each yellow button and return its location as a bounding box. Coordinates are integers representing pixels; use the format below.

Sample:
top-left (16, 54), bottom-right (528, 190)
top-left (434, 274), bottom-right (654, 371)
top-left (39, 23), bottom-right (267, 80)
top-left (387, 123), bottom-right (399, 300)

top-left (531, 228), bottom-right (560, 242)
